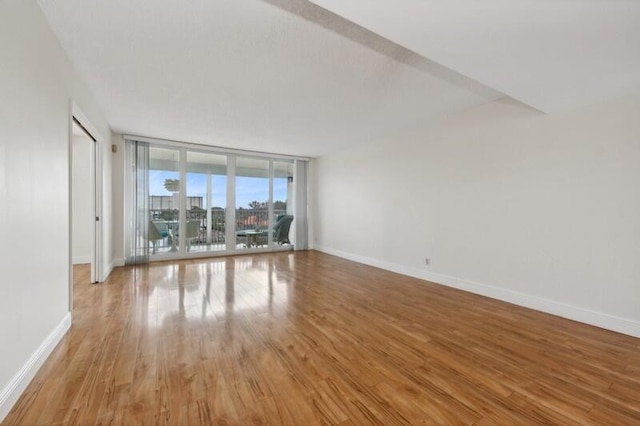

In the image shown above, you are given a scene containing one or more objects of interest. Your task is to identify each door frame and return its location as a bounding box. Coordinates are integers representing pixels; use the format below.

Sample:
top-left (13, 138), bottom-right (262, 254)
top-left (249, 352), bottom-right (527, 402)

top-left (126, 135), bottom-right (306, 261)
top-left (69, 103), bottom-right (103, 309)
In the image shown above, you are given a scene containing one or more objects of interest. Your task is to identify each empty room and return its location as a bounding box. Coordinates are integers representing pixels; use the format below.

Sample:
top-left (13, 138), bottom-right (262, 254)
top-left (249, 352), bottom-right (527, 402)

top-left (1, 0), bottom-right (640, 424)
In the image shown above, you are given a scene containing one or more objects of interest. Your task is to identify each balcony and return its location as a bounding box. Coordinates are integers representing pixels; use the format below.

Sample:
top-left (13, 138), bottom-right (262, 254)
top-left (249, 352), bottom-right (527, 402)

top-left (149, 207), bottom-right (289, 254)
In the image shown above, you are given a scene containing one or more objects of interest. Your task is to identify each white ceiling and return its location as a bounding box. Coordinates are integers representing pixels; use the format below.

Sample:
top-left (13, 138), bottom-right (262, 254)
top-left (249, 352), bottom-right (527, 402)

top-left (308, 0), bottom-right (640, 114)
top-left (37, 0), bottom-right (501, 157)
top-left (41, 1), bottom-right (637, 156)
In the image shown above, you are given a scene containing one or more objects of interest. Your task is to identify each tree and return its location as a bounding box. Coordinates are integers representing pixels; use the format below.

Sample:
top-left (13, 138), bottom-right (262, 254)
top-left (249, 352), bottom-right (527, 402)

top-left (248, 200), bottom-right (267, 210)
top-left (164, 178), bottom-right (180, 192)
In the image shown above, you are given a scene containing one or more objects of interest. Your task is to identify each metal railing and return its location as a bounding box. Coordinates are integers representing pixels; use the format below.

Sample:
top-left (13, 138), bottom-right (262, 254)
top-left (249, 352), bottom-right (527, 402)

top-left (149, 208), bottom-right (287, 248)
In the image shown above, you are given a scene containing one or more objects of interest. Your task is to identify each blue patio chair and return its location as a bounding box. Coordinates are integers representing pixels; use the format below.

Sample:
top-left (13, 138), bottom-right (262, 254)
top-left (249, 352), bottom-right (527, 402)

top-left (149, 221), bottom-right (169, 253)
top-left (235, 215), bottom-right (293, 247)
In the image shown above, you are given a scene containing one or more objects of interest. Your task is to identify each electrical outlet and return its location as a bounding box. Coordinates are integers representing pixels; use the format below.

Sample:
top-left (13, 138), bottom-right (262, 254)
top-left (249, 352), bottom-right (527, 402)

top-left (425, 258), bottom-right (430, 266)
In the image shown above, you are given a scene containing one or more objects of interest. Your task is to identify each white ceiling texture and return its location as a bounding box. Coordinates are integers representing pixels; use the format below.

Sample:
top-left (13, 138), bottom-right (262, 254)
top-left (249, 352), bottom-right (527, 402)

top-left (309, 0), bottom-right (640, 115)
top-left (38, 0), bottom-right (640, 157)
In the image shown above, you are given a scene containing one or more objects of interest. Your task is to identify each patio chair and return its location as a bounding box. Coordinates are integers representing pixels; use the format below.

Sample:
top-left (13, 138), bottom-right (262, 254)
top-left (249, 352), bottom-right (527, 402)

top-left (273, 214), bottom-right (293, 245)
top-left (235, 215), bottom-right (293, 247)
top-left (184, 220), bottom-right (201, 252)
top-left (149, 221), bottom-right (169, 253)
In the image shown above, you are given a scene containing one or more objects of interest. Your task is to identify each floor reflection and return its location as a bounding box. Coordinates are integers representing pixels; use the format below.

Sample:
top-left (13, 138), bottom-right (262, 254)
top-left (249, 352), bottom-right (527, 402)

top-left (130, 253), bottom-right (295, 330)
top-left (11, 252), bottom-right (638, 424)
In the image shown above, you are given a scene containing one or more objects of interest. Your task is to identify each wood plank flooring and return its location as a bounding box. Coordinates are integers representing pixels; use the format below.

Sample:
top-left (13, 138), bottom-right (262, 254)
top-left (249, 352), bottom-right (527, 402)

top-left (4, 250), bottom-right (640, 425)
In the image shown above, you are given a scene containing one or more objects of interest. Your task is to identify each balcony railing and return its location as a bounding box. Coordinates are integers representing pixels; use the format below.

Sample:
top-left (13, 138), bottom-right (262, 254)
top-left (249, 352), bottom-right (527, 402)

top-left (149, 208), bottom-right (287, 251)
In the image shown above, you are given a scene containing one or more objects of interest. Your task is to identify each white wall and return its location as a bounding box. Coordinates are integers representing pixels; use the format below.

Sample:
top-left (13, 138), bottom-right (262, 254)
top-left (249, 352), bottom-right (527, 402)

top-left (71, 130), bottom-right (92, 264)
top-left (0, 0), bottom-right (112, 419)
top-left (111, 133), bottom-right (126, 266)
top-left (312, 94), bottom-right (640, 337)
top-left (100, 131), bottom-right (114, 280)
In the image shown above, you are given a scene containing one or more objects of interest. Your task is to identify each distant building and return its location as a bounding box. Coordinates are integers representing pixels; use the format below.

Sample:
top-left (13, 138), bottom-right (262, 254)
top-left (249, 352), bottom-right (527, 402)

top-left (150, 195), bottom-right (203, 211)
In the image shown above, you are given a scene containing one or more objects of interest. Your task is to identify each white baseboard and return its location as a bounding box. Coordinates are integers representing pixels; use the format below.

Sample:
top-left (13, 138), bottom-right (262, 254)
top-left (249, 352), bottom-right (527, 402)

top-left (0, 313), bottom-right (72, 423)
top-left (102, 258), bottom-right (125, 282)
top-left (313, 245), bottom-right (640, 339)
top-left (72, 256), bottom-right (91, 265)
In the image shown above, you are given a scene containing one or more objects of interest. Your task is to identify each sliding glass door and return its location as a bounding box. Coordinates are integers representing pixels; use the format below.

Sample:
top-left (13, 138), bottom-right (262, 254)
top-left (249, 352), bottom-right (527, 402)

top-left (127, 137), bottom-right (301, 262)
top-left (273, 161), bottom-right (294, 246)
top-left (235, 157), bottom-right (270, 250)
top-left (186, 151), bottom-right (227, 254)
top-left (148, 146), bottom-right (181, 256)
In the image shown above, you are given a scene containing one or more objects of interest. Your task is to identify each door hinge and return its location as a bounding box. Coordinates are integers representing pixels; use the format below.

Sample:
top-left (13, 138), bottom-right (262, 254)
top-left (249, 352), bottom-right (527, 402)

top-left (96, 216), bottom-right (100, 221)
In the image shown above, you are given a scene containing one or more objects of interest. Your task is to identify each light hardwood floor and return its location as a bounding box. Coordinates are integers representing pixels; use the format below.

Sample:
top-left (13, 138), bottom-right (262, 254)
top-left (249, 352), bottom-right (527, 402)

top-left (4, 251), bottom-right (640, 425)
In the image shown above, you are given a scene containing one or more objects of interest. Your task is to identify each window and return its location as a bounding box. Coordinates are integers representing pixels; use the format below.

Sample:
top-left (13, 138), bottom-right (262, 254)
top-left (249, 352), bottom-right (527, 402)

top-left (125, 137), bottom-right (306, 263)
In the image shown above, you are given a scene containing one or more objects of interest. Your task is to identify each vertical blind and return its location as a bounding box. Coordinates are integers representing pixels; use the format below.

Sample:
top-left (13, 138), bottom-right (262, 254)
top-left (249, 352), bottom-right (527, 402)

top-left (124, 140), bottom-right (150, 265)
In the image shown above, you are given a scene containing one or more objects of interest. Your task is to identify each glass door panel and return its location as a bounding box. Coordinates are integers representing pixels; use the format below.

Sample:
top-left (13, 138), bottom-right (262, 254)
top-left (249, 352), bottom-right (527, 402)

top-left (273, 161), bottom-right (294, 247)
top-left (148, 146), bottom-right (180, 257)
top-left (130, 140), bottom-right (300, 260)
top-left (211, 166), bottom-right (228, 252)
top-left (186, 151), bottom-right (227, 253)
top-left (235, 157), bottom-right (269, 249)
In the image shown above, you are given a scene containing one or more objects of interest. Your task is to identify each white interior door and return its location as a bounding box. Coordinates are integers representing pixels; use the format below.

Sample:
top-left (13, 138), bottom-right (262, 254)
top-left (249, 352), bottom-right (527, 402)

top-left (71, 116), bottom-right (100, 284)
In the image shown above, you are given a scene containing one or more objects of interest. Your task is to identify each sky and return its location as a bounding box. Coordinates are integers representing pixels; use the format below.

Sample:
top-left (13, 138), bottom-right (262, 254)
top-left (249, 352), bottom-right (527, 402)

top-left (149, 171), bottom-right (288, 208)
